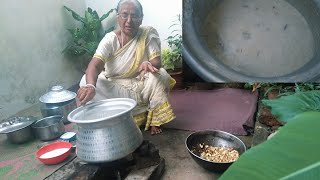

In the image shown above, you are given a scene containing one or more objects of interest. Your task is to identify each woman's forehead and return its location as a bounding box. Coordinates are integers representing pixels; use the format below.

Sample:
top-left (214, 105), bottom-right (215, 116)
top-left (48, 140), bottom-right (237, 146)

top-left (119, 2), bottom-right (139, 13)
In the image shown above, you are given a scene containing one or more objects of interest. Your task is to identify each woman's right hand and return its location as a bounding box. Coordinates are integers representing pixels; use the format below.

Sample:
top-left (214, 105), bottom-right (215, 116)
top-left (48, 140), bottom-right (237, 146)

top-left (76, 86), bottom-right (96, 106)
top-left (77, 57), bottom-right (104, 106)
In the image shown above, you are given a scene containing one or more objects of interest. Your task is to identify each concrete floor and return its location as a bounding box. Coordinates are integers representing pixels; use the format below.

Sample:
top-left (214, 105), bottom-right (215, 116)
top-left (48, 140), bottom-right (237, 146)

top-left (142, 128), bottom-right (253, 180)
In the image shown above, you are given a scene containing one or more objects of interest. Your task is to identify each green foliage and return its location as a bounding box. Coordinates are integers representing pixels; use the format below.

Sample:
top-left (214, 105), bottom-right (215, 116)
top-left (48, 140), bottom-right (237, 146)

top-left (166, 14), bottom-right (182, 52)
top-left (62, 6), bottom-right (115, 57)
top-left (161, 14), bottom-right (182, 71)
top-left (271, 83), bottom-right (320, 97)
top-left (244, 83), bottom-right (320, 97)
top-left (243, 82), bottom-right (277, 94)
top-left (161, 48), bottom-right (181, 71)
top-left (289, 83), bottom-right (320, 93)
top-left (262, 90), bottom-right (320, 123)
top-left (243, 82), bottom-right (270, 90)
top-left (219, 111), bottom-right (320, 180)
top-left (262, 83), bottom-right (292, 97)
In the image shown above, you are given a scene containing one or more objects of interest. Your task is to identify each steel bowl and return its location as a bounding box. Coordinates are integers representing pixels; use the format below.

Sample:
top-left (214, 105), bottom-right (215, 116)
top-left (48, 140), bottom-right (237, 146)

top-left (32, 115), bottom-right (65, 141)
top-left (0, 116), bottom-right (36, 144)
top-left (185, 130), bottom-right (246, 173)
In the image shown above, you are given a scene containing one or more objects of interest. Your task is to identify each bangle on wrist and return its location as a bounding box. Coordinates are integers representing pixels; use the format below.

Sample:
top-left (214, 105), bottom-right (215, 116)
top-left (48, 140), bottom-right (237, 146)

top-left (85, 84), bottom-right (96, 89)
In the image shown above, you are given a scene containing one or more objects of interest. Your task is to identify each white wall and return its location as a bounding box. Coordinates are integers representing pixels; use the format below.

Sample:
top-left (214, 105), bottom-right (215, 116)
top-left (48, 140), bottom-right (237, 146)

top-left (85, 0), bottom-right (182, 48)
top-left (0, 0), bottom-right (86, 120)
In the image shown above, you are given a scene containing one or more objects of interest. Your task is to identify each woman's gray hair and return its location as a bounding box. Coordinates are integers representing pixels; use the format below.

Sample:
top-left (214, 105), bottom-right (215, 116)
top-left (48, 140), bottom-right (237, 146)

top-left (116, 0), bottom-right (144, 17)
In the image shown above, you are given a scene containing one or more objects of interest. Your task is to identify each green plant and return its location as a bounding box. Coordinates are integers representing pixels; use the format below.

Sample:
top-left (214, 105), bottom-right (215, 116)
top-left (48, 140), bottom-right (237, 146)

top-left (243, 83), bottom-right (299, 97)
top-left (262, 90), bottom-right (320, 123)
top-left (166, 14), bottom-right (182, 52)
top-left (277, 83), bottom-right (320, 97)
top-left (161, 48), bottom-right (181, 71)
top-left (262, 83), bottom-right (291, 97)
top-left (243, 82), bottom-right (272, 92)
top-left (161, 14), bottom-right (182, 72)
top-left (62, 6), bottom-right (115, 57)
top-left (293, 83), bottom-right (320, 92)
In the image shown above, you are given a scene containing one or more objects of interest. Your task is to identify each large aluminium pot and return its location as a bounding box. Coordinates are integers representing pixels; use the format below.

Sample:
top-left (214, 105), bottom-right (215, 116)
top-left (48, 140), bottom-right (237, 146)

top-left (68, 98), bottom-right (143, 163)
top-left (183, 0), bottom-right (320, 82)
top-left (39, 85), bottom-right (77, 124)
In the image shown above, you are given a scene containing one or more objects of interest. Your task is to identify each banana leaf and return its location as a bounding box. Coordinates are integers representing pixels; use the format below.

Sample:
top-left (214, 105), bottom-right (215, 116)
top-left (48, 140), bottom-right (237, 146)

top-left (84, 41), bottom-right (99, 56)
top-left (67, 28), bottom-right (86, 41)
top-left (219, 112), bottom-right (320, 180)
top-left (100, 9), bottom-right (116, 22)
top-left (87, 7), bottom-right (99, 20)
top-left (63, 6), bottom-right (115, 57)
top-left (64, 6), bottom-right (85, 23)
top-left (85, 10), bottom-right (95, 24)
top-left (280, 161), bottom-right (320, 180)
top-left (262, 90), bottom-right (320, 123)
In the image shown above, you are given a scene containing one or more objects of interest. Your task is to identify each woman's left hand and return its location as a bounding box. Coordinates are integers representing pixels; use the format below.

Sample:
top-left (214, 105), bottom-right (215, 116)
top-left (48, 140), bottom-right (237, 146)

top-left (138, 61), bottom-right (159, 80)
top-left (139, 56), bottom-right (161, 80)
top-left (139, 61), bottom-right (159, 80)
top-left (139, 61), bottom-right (158, 73)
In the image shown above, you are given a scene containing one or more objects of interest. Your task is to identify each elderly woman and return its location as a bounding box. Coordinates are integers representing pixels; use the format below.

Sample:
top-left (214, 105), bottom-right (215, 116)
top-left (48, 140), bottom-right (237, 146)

top-left (76, 0), bottom-right (176, 135)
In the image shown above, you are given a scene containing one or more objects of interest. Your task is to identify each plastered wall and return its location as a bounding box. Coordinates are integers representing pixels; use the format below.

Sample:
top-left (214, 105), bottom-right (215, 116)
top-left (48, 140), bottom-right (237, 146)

top-left (0, 0), bottom-right (86, 119)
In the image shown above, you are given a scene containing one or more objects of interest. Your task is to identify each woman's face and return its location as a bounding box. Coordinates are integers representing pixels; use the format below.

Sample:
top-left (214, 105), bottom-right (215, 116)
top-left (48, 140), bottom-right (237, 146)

top-left (117, 2), bottom-right (142, 37)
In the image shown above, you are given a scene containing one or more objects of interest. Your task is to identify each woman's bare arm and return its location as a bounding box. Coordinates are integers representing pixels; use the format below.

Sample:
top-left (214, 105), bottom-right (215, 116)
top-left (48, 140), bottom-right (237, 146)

top-left (149, 56), bottom-right (161, 69)
top-left (85, 58), bottom-right (105, 86)
top-left (76, 58), bottom-right (105, 106)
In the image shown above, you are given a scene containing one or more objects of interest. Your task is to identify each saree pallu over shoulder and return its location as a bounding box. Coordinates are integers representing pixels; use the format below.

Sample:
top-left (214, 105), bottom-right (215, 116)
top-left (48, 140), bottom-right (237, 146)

top-left (113, 26), bottom-right (154, 79)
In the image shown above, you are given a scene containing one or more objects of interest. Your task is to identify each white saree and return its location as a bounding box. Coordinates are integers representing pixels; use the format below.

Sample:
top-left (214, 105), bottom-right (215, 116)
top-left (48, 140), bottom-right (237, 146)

top-left (80, 26), bottom-right (176, 130)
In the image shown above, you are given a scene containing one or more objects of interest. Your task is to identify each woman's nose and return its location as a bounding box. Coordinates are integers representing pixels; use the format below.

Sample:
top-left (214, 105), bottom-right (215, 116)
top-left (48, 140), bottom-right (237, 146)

top-left (126, 15), bottom-right (133, 23)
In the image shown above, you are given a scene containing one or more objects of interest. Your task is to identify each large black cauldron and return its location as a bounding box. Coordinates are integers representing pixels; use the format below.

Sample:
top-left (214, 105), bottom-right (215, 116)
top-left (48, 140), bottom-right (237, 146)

top-left (183, 0), bottom-right (320, 82)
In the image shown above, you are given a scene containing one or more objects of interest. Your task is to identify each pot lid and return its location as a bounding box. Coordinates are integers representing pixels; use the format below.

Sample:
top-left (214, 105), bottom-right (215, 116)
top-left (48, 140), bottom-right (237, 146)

top-left (0, 116), bottom-right (36, 134)
top-left (39, 85), bottom-right (76, 104)
top-left (68, 98), bottom-right (137, 124)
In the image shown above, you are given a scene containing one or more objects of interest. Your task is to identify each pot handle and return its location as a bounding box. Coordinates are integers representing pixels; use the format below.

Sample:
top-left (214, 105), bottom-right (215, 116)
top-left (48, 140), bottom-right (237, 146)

top-left (51, 86), bottom-right (64, 92)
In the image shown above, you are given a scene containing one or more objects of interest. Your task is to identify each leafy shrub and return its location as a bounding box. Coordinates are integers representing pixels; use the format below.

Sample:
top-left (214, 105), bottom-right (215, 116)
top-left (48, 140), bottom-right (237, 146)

top-left (62, 6), bottom-right (115, 57)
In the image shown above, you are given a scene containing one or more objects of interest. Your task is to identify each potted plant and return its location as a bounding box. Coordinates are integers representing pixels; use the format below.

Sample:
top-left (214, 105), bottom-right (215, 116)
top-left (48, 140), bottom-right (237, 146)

top-left (62, 6), bottom-right (115, 71)
top-left (161, 48), bottom-right (182, 72)
top-left (162, 14), bottom-right (183, 89)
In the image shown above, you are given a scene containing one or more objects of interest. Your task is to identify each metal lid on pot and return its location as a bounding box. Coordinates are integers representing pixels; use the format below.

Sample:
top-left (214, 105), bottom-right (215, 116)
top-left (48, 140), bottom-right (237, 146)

top-left (39, 85), bottom-right (76, 104)
top-left (68, 98), bottom-right (137, 124)
top-left (0, 116), bottom-right (36, 134)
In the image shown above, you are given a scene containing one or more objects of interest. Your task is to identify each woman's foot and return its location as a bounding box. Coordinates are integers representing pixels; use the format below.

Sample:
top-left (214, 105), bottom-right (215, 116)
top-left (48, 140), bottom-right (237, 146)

top-left (151, 126), bottom-right (162, 135)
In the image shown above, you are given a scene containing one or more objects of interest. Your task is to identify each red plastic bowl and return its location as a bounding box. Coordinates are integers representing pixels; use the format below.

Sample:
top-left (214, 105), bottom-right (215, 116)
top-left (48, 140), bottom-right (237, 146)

top-left (36, 141), bottom-right (72, 165)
